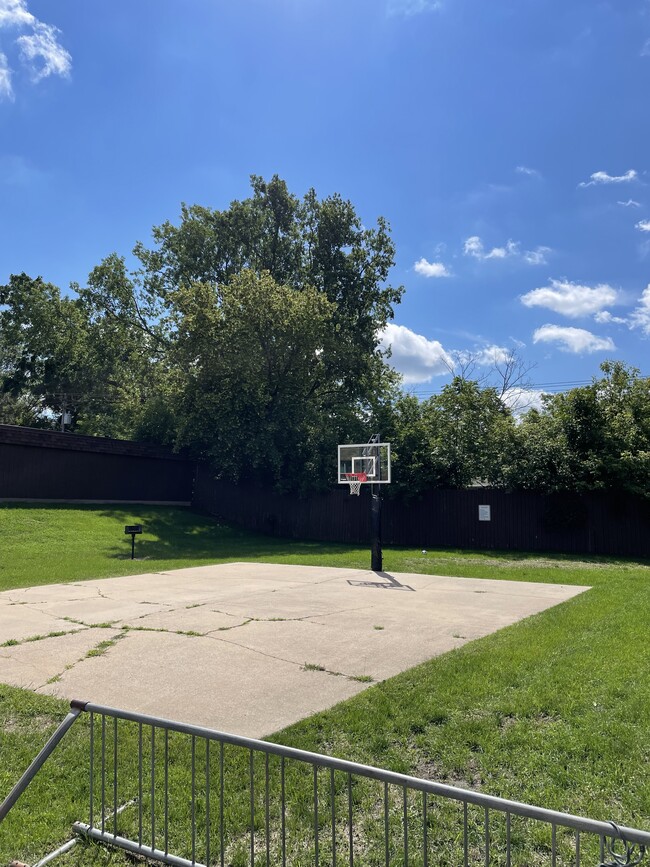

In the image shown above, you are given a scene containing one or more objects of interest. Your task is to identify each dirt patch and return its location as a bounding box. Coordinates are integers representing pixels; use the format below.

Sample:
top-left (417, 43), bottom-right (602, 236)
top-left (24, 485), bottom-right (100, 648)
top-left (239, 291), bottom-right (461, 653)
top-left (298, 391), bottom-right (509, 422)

top-left (2, 713), bottom-right (57, 734)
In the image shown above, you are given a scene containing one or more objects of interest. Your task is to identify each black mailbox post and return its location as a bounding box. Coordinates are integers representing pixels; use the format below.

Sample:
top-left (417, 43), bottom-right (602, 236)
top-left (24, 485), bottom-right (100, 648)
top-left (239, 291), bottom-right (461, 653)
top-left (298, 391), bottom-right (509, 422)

top-left (124, 525), bottom-right (143, 560)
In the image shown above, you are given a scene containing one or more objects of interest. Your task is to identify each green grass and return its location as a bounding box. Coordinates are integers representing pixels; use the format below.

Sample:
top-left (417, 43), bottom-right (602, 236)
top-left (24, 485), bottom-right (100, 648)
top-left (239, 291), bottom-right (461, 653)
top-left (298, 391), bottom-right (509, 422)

top-left (1, 504), bottom-right (650, 864)
top-left (0, 503), bottom-right (373, 592)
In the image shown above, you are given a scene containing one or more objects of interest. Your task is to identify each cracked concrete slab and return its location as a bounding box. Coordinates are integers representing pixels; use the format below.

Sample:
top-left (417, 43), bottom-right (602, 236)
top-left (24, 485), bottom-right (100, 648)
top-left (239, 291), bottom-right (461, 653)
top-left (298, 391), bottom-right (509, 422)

top-left (0, 601), bottom-right (87, 644)
top-left (0, 627), bottom-right (119, 690)
top-left (0, 563), bottom-right (589, 737)
top-left (36, 629), bottom-right (366, 734)
top-left (28, 597), bottom-right (170, 625)
top-left (120, 606), bottom-right (247, 633)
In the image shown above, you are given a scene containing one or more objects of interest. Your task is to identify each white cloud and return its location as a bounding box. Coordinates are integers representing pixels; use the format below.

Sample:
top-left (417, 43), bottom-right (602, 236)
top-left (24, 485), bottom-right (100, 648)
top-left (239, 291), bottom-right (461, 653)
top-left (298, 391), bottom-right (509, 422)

top-left (578, 169), bottom-right (638, 188)
top-left (533, 324), bottom-right (615, 354)
top-left (379, 323), bottom-right (452, 383)
top-left (594, 310), bottom-right (628, 325)
top-left (473, 345), bottom-right (512, 366)
top-left (17, 21), bottom-right (71, 81)
top-left (0, 0), bottom-right (33, 27)
top-left (636, 219), bottom-right (650, 233)
top-left (515, 166), bottom-right (541, 178)
top-left (523, 246), bottom-right (551, 265)
top-left (503, 387), bottom-right (546, 414)
top-left (630, 285), bottom-right (650, 335)
top-left (463, 236), bottom-right (484, 258)
top-left (386, 0), bottom-right (441, 15)
top-left (464, 235), bottom-right (549, 265)
top-left (413, 257), bottom-right (450, 278)
top-left (0, 51), bottom-right (12, 99)
top-left (486, 240), bottom-right (519, 259)
top-left (618, 199), bottom-right (641, 208)
top-left (463, 236), bottom-right (519, 260)
top-left (0, 0), bottom-right (70, 98)
top-left (641, 38), bottom-right (650, 57)
top-left (520, 279), bottom-right (618, 318)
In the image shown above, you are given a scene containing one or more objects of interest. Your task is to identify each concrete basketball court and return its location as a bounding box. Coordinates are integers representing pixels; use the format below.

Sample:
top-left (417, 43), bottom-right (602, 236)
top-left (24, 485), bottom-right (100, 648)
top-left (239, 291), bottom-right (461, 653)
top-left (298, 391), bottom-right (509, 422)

top-left (0, 563), bottom-right (588, 737)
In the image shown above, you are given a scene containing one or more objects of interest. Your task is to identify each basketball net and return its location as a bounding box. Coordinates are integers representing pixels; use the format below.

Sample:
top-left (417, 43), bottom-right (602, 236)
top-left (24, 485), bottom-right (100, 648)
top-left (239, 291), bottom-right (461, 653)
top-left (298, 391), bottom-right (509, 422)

top-left (345, 472), bottom-right (367, 495)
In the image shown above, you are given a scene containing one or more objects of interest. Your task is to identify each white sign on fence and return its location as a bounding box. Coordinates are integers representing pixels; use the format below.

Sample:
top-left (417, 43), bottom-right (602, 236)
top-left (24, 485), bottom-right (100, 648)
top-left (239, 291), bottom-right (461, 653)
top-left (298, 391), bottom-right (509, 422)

top-left (478, 505), bottom-right (491, 522)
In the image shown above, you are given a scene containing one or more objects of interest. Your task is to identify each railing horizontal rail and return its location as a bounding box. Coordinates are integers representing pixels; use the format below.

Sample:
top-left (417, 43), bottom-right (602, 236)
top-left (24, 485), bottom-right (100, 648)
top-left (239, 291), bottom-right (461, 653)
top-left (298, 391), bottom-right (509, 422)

top-left (4, 699), bottom-right (650, 867)
top-left (83, 700), bottom-right (650, 848)
top-left (73, 824), bottom-right (206, 867)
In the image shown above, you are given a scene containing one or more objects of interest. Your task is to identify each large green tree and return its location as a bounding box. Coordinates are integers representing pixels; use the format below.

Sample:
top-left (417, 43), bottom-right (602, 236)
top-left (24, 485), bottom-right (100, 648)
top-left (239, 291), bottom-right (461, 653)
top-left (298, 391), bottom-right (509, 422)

top-left (76, 176), bottom-right (403, 486)
top-left (0, 272), bottom-right (155, 437)
top-left (380, 378), bottom-right (518, 495)
top-left (163, 270), bottom-right (341, 486)
top-left (513, 362), bottom-right (650, 496)
top-left (0, 273), bottom-right (88, 428)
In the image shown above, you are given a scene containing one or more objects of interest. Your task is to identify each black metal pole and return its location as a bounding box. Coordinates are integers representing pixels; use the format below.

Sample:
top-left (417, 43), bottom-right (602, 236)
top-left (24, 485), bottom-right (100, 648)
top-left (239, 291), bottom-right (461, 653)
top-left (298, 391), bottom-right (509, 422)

top-left (371, 485), bottom-right (382, 572)
top-left (131, 534), bottom-right (135, 560)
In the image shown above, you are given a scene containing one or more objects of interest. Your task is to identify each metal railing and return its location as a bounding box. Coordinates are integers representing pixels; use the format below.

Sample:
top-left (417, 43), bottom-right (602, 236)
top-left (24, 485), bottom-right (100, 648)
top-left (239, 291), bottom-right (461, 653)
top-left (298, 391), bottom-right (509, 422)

top-left (2, 699), bottom-right (650, 867)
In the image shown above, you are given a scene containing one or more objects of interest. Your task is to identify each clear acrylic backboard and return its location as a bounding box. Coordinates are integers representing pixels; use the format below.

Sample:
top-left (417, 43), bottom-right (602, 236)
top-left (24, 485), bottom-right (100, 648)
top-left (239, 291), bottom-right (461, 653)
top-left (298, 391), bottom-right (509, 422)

top-left (338, 442), bottom-right (391, 485)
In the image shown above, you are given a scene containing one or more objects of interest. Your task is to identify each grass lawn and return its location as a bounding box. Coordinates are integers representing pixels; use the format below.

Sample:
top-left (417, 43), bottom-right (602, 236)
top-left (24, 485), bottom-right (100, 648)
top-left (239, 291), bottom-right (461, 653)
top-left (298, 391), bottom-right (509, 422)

top-left (1, 503), bottom-right (650, 865)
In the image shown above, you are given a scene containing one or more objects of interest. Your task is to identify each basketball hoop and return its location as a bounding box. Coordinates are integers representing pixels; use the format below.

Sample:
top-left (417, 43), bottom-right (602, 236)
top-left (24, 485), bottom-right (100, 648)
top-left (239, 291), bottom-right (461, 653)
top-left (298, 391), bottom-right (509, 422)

top-left (344, 472), bottom-right (367, 495)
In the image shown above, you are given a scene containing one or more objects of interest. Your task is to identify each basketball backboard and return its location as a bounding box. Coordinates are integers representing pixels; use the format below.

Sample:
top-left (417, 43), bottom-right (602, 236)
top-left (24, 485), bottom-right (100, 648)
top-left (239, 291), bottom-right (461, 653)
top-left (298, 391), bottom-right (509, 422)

top-left (338, 442), bottom-right (391, 485)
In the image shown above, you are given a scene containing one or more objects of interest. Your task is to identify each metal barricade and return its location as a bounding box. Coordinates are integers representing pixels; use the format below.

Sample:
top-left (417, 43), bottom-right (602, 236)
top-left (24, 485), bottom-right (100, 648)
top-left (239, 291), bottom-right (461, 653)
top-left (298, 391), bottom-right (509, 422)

top-left (3, 699), bottom-right (650, 866)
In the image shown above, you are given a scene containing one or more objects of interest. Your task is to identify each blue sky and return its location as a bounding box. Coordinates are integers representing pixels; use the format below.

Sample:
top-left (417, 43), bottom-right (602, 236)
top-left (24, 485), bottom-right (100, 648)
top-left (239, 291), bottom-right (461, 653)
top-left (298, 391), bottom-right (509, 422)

top-left (1, 0), bottom-right (649, 406)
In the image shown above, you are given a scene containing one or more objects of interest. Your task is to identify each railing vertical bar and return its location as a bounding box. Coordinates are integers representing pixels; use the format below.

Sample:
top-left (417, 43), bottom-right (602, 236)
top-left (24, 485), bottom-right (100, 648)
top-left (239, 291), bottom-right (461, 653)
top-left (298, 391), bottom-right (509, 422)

top-left (281, 756), bottom-right (286, 867)
top-left (113, 716), bottom-right (118, 839)
top-left (575, 830), bottom-right (580, 866)
top-left (164, 729), bottom-right (169, 858)
top-left (138, 722), bottom-right (143, 846)
top-left (151, 726), bottom-right (156, 851)
top-left (484, 807), bottom-right (489, 867)
top-left (205, 740), bottom-right (210, 867)
top-left (331, 768), bottom-right (336, 867)
top-left (314, 765), bottom-right (320, 867)
top-left (506, 811), bottom-right (511, 867)
top-left (219, 742), bottom-right (224, 867)
top-left (422, 792), bottom-right (428, 867)
top-left (463, 802), bottom-right (468, 867)
top-left (265, 753), bottom-right (270, 867)
top-left (249, 749), bottom-right (255, 867)
top-left (552, 822), bottom-right (557, 867)
top-left (402, 786), bottom-right (408, 867)
top-left (89, 712), bottom-right (94, 830)
top-left (191, 735), bottom-right (196, 866)
top-left (101, 715), bottom-right (105, 834)
top-left (384, 780), bottom-right (389, 867)
top-left (600, 835), bottom-right (605, 862)
top-left (348, 773), bottom-right (353, 867)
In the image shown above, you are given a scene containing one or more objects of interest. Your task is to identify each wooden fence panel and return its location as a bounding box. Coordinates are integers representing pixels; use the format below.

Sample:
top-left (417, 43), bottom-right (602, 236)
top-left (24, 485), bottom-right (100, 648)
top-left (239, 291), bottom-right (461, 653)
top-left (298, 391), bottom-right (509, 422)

top-left (1, 426), bottom-right (648, 558)
top-left (193, 467), bottom-right (650, 559)
top-left (0, 425), bottom-right (195, 504)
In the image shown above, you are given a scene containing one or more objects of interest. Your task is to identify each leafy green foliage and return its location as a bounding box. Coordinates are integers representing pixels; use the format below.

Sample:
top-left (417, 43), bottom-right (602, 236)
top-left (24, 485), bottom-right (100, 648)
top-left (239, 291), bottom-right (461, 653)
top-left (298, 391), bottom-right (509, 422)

top-left (0, 271), bottom-right (160, 437)
top-left (72, 176), bottom-right (404, 487)
top-left (1, 179), bottom-right (648, 498)
top-left (382, 378), bottom-right (517, 495)
top-left (514, 362), bottom-right (650, 496)
top-left (167, 270), bottom-right (343, 486)
top-left (0, 273), bottom-right (87, 427)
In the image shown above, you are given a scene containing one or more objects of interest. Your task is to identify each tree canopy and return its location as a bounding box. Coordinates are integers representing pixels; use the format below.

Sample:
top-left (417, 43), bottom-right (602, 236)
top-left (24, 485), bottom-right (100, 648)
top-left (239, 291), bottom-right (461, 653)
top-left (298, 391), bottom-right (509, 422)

top-left (1, 176), bottom-right (648, 498)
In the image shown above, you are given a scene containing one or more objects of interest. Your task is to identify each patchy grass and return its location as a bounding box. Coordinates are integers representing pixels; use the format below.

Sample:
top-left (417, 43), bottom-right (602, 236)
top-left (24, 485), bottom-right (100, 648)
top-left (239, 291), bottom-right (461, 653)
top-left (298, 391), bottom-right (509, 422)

top-left (84, 638), bottom-right (120, 659)
top-left (1, 506), bottom-right (650, 864)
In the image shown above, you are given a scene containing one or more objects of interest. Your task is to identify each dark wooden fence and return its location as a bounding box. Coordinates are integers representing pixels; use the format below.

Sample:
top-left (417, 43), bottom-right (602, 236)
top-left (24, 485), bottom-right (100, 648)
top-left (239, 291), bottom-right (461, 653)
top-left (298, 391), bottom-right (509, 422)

top-left (2, 425), bottom-right (648, 557)
top-left (0, 425), bottom-right (195, 504)
top-left (193, 464), bottom-right (650, 558)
